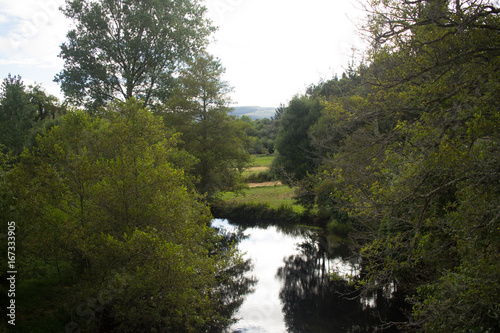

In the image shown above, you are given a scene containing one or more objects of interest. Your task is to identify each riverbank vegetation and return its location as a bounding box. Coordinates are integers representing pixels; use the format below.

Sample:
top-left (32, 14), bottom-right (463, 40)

top-left (1, 0), bottom-right (499, 331)
top-left (1, 99), bottom-right (253, 332)
top-left (0, 0), bottom-right (254, 331)
top-left (269, 1), bottom-right (500, 331)
top-left (212, 154), bottom-right (312, 223)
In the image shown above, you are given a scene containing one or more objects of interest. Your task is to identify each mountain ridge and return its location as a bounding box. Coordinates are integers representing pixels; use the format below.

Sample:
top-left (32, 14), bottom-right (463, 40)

top-left (231, 106), bottom-right (276, 119)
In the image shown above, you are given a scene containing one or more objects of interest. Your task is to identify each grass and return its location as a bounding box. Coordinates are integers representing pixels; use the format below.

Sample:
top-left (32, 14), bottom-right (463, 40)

top-left (241, 154), bottom-right (276, 182)
top-left (215, 154), bottom-right (309, 219)
top-left (241, 167), bottom-right (267, 178)
top-left (221, 184), bottom-right (304, 214)
top-left (251, 154), bottom-right (274, 168)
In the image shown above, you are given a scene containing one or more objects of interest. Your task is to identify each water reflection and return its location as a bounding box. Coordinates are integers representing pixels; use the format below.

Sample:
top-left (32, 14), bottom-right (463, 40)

top-left (213, 219), bottom-right (299, 332)
top-left (212, 219), bottom-right (403, 333)
top-left (210, 220), bottom-right (257, 332)
top-left (276, 232), bottom-right (400, 332)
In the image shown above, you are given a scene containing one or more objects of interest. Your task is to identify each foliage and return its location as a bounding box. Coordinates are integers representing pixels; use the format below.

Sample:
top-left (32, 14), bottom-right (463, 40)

top-left (242, 169), bottom-right (275, 183)
top-left (11, 98), bottom-right (248, 332)
top-left (0, 75), bottom-right (66, 155)
top-left (0, 75), bottom-right (37, 155)
top-left (240, 115), bottom-right (280, 154)
top-left (29, 84), bottom-right (66, 122)
top-left (56, 0), bottom-right (214, 109)
top-left (291, 0), bottom-right (500, 331)
top-left (162, 53), bottom-right (251, 200)
top-left (212, 202), bottom-right (309, 224)
top-left (273, 94), bottom-right (322, 182)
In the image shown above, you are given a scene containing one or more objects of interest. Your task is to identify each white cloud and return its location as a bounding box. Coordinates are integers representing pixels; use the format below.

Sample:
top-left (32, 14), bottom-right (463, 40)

top-left (0, 0), bottom-right (69, 68)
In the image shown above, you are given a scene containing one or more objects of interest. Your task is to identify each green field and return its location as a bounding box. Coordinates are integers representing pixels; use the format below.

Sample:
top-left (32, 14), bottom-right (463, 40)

top-left (241, 154), bottom-right (275, 181)
top-left (251, 154), bottom-right (274, 167)
top-left (221, 185), bottom-right (304, 213)
top-left (220, 154), bottom-right (305, 214)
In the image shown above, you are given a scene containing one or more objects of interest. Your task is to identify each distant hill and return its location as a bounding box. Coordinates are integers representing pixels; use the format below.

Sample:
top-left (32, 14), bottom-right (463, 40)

top-left (231, 106), bottom-right (276, 119)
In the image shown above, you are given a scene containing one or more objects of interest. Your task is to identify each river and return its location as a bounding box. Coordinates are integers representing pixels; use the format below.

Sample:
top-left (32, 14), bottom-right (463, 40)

top-left (212, 218), bottom-right (404, 333)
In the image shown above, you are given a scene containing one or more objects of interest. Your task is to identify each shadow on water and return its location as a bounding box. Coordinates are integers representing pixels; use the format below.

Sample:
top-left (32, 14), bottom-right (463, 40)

top-left (276, 230), bottom-right (405, 332)
top-left (213, 218), bottom-right (406, 333)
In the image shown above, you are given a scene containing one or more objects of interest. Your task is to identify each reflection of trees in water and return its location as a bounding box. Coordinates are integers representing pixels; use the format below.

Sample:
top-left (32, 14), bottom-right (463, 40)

top-left (276, 232), bottom-right (403, 333)
top-left (225, 217), bottom-right (306, 236)
top-left (210, 224), bottom-right (257, 332)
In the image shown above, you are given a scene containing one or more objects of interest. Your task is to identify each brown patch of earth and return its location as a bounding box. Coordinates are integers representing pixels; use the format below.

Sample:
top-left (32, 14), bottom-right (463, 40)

top-left (248, 181), bottom-right (282, 188)
top-left (246, 166), bottom-right (269, 172)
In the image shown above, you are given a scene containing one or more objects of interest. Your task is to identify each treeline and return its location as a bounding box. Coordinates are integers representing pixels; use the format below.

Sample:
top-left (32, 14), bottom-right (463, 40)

top-left (240, 108), bottom-right (282, 155)
top-left (272, 0), bottom-right (500, 331)
top-left (0, 0), bottom-right (254, 331)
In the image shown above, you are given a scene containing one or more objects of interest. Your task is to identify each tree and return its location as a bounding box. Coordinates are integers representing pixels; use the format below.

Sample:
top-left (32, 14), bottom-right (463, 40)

top-left (307, 1), bottom-right (500, 331)
top-left (12, 99), bottom-right (249, 331)
top-left (0, 75), bottom-right (37, 155)
top-left (55, 0), bottom-right (214, 109)
top-left (28, 84), bottom-right (66, 122)
top-left (240, 116), bottom-right (279, 154)
top-left (273, 95), bottom-right (322, 182)
top-left (0, 75), bottom-right (66, 155)
top-left (163, 53), bottom-right (250, 200)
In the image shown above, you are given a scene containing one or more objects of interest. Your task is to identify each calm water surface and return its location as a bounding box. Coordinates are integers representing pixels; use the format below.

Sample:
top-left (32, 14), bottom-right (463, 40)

top-left (212, 218), bottom-right (403, 333)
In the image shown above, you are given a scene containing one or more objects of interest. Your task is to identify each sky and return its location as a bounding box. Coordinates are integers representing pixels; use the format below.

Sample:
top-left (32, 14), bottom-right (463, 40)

top-left (0, 0), bottom-right (367, 108)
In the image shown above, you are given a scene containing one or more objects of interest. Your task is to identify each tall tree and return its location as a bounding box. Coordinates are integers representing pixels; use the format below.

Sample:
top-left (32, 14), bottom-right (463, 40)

top-left (0, 75), bottom-right (36, 155)
top-left (273, 95), bottom-right (322, 182)
top-left (163, 53), bottom-right (250, 200)
top-left (55, 0), bottom-right (214, 109)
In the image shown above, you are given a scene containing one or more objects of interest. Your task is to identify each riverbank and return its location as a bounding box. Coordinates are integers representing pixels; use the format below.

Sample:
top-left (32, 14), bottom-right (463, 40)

top-left (212, 155), bottom-right (329, 225)
top-left (211, 201), bottom-right (327, 225)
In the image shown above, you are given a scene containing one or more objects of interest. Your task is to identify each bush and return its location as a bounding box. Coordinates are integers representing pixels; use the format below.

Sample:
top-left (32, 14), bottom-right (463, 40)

top-left (243, 170), bottom-right (276, 183)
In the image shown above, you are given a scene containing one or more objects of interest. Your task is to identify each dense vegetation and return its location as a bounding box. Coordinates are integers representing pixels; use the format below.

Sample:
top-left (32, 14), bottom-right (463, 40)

top-left (2, 0), bottom-right (499, 331)
top-left (0, 0), bottom-right (252, 331)
top-left (240, 111), bottom-right (281, 155)
top-left (272, 0), bottom-right (500, 331)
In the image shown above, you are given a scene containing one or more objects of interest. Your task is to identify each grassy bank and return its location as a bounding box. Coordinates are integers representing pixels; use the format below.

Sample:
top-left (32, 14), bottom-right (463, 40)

top-left (220, 185), bottom-right (303, 213)
top-left (214, 154), bottom-right (328, 224)
top-left (241, 155), bottom-right (276, 182)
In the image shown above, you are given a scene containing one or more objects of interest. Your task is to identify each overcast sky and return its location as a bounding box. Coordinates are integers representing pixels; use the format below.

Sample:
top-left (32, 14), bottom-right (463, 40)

top-left (0, 0), bottom-right (367, 108)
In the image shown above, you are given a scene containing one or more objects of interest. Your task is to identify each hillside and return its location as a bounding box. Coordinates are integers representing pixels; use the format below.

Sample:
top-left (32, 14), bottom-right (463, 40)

top-left (232, 106), bottom-right (275, 119)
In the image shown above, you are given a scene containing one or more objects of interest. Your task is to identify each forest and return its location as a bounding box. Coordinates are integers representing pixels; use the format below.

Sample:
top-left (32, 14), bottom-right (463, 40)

top-left (1, 0), bottom-right (499, 332)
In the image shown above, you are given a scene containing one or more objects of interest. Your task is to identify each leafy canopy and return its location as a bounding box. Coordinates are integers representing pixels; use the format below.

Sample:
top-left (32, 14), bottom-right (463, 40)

top-left (56, 0), bottom-right (215, 109)
top-left (163, 53), bottom-right (251, 200)
top-left (294, 0), bottom-right (500, 331)
top-left (11, 99), bottom-right (248, 332)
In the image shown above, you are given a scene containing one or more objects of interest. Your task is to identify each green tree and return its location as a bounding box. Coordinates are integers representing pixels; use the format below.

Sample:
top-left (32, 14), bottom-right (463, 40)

top-left (273, 94), bottom-right (322, 182)
top-left (28, 84), bottom-right (66, 121)
top-left (308, 1), bottom-right (500, 331)
top-left (0, 75), bottom-right (66, 155)
top-left (55, 0), bottom-right (214, 109)
top-left (163, 53), bottom-right (250, 200)
top-left (0, 75), bottom-right (37, 155)
top-left (12, 99), bottom-right (249, 332)
top-left (240, 116), bottom-right (279, 154)
top-left (0, 148), bottom-right (15, 331)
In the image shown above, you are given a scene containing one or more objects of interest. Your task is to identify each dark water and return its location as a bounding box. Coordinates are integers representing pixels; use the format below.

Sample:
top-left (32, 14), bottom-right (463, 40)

top-left (212, 218), bottom-right (404, 333)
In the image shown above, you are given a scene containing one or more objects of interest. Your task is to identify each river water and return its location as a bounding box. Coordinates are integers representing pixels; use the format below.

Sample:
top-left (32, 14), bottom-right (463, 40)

top-left (212, 218), bottom-right (403, 333)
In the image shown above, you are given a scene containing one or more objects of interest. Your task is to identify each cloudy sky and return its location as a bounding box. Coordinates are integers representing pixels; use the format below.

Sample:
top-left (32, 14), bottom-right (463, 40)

top-left (0, 0), bottom-right (367, 108)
